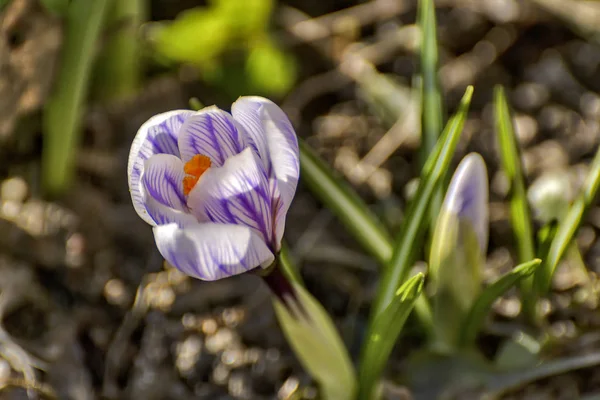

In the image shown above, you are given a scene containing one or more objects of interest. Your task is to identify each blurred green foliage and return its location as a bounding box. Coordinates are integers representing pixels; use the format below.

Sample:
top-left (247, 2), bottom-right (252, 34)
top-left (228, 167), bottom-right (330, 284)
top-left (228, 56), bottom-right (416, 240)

top-left (151, 0), bottom-right (296, 97)
top-left (39, 0), bottom-right (70, 16)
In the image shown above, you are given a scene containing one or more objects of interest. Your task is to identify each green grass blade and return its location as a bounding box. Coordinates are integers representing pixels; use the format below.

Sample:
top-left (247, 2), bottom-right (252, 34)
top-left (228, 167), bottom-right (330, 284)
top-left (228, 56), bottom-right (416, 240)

top-left (460, 259), bottom-right (542, 347)
top-left (358, 273), bottom-right (425, 400)
top-left (94, 0), bottom-right (145, 101)
top-left (298, 139), bottom-right (393, 264)
top-left (418, 0), bottom-right (444, 160)
top-left (277, 242), bottom-right (303, 285)
top-left (535, 146), bottom-right (600, 292)
top-left (494, 85), bottom-right (537, 316)
top-left (418, 0), bottom-right (446, 240)
top-left (494, 85), bottom-right (536, 263)
top-left (370, 86), bottom-right (473, 319)
top-left (40, 0), bottom-right (70, 15)
top-left (42, 0), bottom-right (111, 196)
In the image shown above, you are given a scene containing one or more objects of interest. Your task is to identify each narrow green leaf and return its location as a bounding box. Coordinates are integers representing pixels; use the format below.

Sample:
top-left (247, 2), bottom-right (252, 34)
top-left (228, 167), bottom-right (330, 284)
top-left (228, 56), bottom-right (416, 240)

top-left (459, 259), bottom-right (542, 347)
top-left (371, 86), bottom-right (474, 319)
top-left (417, 0), bottom-right (445, 226)
top-left (43, 0), bottom-right (112, 196)
top-left (418, 0), bottom-right (444, 161)
top-left (273, 283), bottom-right (356, 400)
top-left (277, 243), bottom-right (303, 285)
top-left (358, 273), bottom-right (425, 400)
top-left (488, 350), bottom-right (600, 396)
top-left (535, 145), bottom-right (600, 292)
top-left (299, 139), bottom-right (393, 264)
top-left (494, 85), bottom-right (537, 317)
top-left (536, 221), bottom-right (559, 262)
top-left (94, 0), bottom-right (145, 101)
top-left (40, 0), bottom-right (70, 15)
top-left (417, 0), bottom-right (444, 241)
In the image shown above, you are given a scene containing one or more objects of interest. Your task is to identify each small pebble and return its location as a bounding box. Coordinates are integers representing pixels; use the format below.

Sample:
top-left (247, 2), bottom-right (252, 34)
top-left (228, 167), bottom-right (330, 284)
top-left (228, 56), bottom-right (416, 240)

top-left (1, 177), bottom-right (28, 203)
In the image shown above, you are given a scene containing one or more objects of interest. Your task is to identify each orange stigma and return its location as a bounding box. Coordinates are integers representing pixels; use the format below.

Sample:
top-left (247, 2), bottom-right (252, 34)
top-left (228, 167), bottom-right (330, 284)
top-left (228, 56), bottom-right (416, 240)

top-left (183, 154), bottom-right (211, 195)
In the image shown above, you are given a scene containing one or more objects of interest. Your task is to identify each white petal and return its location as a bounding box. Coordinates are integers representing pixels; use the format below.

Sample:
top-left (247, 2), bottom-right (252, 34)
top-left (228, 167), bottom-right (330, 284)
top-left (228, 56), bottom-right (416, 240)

top-left (143, 193), bottom-right (198, 227)
top-left (142, 154), bottom-right (187, 211)
top-left (177, 107), bottom-right (246, 167)
top-left (187, 148), bottom-right (275, 247)
top-left (153, 223), bottom-right (275, 280)
top-left (232, 97), bottom-right (300, 247)
top-left (443, 153), bottom-right (489, 253)
top-left (128, 110), bottom-right (194, 225)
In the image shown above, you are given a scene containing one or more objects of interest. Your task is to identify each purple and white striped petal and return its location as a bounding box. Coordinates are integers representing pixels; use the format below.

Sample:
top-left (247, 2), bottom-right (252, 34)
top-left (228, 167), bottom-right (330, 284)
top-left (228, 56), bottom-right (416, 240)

top-left (142, 154), bottom-right (188, 212)
top-left (153, 222), bottom-right (275, 280)
top-left (187, 148), bottom-right (274, 247)
top-left (232, 97), bottom-right (300, 247)
top-left (443, 153), bottom-right (489, 253)
top-left (178, 107), bottom-right (247, 167)
top-left (143, 194), bottom-right (198, 227)
top-left (128, 110), bottom-right (194, 224)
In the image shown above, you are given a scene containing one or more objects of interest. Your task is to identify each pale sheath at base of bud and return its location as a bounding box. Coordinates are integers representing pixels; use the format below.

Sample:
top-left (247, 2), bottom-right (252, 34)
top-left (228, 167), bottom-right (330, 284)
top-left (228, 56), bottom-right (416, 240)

top-left (266, 264), bottom-right (356, 400)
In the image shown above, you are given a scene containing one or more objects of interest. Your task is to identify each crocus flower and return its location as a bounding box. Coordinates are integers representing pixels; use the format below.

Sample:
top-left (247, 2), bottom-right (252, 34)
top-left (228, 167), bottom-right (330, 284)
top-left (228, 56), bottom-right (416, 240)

top-left (127, 97), bottom-right (299, 281)
top-left (429, 153), bottom-right (488, 351)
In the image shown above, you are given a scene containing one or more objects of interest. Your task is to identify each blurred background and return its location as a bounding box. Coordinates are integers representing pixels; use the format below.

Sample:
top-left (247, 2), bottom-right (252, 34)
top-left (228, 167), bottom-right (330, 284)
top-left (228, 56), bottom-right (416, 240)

top-left (1, 0), bottom-right (600, 398)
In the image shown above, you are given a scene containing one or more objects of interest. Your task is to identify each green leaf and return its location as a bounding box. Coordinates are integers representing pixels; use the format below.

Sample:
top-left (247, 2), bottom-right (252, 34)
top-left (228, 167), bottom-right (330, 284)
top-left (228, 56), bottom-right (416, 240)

top-left (42, 0), bottom-right (111, 196)
top-left (417, 0), bottom-right (445, 226)
top-left (358, 273), bottom-right (425, 400)
top-left (298, 139), bottom-right (393, 264)
top-left (488, 350), bottom-right (600, 396)
top-left (277, 243), bottom-right (303, 285)
top-left (494, 332), bottom-right (540, 370)
top-left (211, 0), bottom-right (273, 37)
top-left (535, 144), bottom-right (600, 292)
top-left (370, 85), bottom-right (474, 319)
top-left (150, 8), bottom-right (232, 65)
top-left (93, 0), bottom-right (145, 101)
top-left (536, 221), bottom-right (559, 261)
top-left (245, 40), bottom-right (296, 96)
top-left (40, 0), bottom-right (70, 16)
top-left (459, 259), bottom-right (542, 347)
top-left (494, 85), bottom-right (538, 318)
top-left (273, 283), bottom-right (356, 400)
top-left (418, 0), bottom-right (444, 160)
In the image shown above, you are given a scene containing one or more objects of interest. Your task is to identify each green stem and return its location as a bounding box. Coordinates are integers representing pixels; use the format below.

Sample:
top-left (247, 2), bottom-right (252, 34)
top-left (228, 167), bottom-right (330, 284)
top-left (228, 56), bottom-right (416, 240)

top-left (43, 0), bottom-right (112, 196)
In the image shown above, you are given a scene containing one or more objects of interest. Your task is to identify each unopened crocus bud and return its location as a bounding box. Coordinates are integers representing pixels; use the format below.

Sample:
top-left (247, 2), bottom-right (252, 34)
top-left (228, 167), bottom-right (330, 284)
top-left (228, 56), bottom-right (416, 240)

top-left (429, 153), bottom-right (489, 352)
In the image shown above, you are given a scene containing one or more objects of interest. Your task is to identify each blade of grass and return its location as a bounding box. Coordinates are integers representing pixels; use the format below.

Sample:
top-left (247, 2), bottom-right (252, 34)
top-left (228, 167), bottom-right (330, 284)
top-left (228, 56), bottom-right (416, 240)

top-left (494, 85), bottom-right (537, 318)
top-left (418, 0), bottom-right (445, 230)
top-left (488, 350), bottom-right (600, 396)
top-left (298, 139), bottom-right (393, 264)
top-left (358, 273), bottom-right (424, 400)
top-left (94, 0), bottom-right (145, 101)
top-left (277, 242), bottom-right (303, 285)
top-left (43, 0), bottom-right (112, 196)
top-left (535, 145), bottom-right (600, 292)
top-left (370, 86), bottom-right (474, 319)
top-left (459, 259), bottom-right (542, 347)
top-left (418, 0), bottom-right (444, 160)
